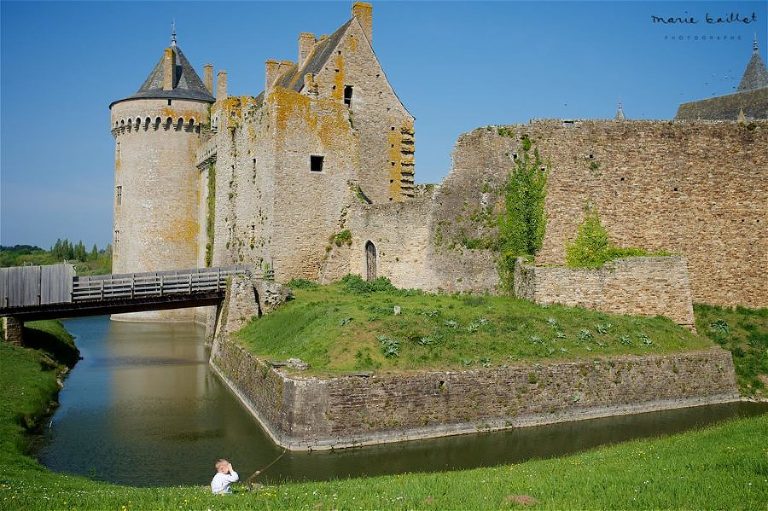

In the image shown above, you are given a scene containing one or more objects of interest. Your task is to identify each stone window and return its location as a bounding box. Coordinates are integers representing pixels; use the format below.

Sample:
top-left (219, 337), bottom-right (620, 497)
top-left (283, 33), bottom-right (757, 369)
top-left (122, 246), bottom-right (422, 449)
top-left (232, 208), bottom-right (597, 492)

top-left (114, 230), bottom-right (120, 245)
top-left (116, 186), bottom-right (122, 205)
top-left (344, 85), bottom-right (353, 107)
top-left (310, 155), bottom-right (324, 172)
top-left (167, 99), bottom-right (172, 106)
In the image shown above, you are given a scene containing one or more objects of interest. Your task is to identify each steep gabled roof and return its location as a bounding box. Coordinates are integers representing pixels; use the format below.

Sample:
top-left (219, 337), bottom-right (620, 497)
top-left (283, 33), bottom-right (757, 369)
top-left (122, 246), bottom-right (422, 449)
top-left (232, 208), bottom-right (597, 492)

top-left (276, 20), bottom-right (353, 92)
top-left (111, 45), bottom-right (215, 107)
top-left (738, 39), bottom-right (768, 91)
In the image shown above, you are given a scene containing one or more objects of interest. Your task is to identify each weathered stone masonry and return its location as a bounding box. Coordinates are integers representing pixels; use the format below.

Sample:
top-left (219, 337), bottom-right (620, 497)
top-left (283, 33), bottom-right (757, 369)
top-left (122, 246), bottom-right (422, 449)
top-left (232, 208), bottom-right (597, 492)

top-left (514, 256), bottom-right (696, 329)
top-left (420, 121), bottom-right (768, 308)
top-left (211, 338), bottom-right (737, 450)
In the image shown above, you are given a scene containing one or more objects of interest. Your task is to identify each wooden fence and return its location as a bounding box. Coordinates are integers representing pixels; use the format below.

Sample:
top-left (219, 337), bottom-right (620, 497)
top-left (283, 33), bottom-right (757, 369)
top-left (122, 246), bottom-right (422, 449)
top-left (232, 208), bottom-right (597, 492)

top-left (0, 263), bottom-right (75, 308)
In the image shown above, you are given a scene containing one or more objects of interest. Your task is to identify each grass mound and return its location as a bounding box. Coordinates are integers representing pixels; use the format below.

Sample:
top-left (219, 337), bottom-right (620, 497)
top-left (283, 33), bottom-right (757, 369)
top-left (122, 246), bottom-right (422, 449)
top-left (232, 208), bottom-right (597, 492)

top-left (695, 304), bottom-right (768, 397)
top-left (237, 280), bottom-right (711, 375)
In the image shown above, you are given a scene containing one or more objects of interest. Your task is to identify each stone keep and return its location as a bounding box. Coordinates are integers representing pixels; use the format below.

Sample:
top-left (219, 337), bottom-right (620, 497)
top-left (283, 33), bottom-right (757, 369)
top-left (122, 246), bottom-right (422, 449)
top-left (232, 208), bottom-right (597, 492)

top-left (110, 36), bottom-right (215, 321)
top-left (109, 3), bottom-right (414, 320)
top-left (198, 2), bottom-right (414, 282)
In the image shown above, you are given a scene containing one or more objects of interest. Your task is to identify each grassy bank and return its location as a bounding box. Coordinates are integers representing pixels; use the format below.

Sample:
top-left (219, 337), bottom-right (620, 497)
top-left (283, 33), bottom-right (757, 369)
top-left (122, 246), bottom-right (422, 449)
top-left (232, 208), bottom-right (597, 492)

top-left (0, 319), bottom-right (766, 509)
top-left (0, 336), bottom-right (766, 509)
top-left (22, 321), bottom-right (80, 367)
top-left (695, 304), bottom-right (768, 397)
top-left (237, 278), bottom-right (712, 375)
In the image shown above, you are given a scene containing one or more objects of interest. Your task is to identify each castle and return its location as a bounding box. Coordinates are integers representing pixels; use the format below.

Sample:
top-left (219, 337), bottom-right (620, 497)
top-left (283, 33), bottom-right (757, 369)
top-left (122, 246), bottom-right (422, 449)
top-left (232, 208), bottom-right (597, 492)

top-left (110, 3), bottom-right (767, 322)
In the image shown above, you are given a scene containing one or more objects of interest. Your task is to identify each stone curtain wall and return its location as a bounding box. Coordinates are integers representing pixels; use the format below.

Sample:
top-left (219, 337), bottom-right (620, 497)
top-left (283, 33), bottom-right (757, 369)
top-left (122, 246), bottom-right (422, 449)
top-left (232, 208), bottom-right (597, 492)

top-left (514, 257), bottom-right (696, 328)
top-left (331, 192), bottom-right (499, 293)
top-left (211, 340), bottom-right (737, 450)
top-left (430, 121), bottom-right (767, 308)
top-left (321, 199), bottom-right (434, 288)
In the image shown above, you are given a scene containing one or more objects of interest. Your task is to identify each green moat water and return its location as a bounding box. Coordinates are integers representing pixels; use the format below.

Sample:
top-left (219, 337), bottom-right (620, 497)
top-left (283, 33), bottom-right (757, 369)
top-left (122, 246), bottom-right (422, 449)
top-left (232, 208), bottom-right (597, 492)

top-left (37, 316), bottom-right (768, 487)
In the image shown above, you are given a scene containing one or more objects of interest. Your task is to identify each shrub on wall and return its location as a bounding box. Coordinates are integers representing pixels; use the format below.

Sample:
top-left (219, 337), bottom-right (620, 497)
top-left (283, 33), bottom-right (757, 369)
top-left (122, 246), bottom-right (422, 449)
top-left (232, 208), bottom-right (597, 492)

top-left (497, 136), bottom-right (548, 290)
top-left (566, 208), bottom-right (664, 268)
top-left (205, 163), bottom-right (216, 267)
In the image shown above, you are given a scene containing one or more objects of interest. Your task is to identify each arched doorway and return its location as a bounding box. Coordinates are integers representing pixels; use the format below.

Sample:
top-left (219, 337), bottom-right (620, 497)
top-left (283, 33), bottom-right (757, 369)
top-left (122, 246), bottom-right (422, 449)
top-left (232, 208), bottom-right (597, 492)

top-left (365, 241), bottom-right (377, 282)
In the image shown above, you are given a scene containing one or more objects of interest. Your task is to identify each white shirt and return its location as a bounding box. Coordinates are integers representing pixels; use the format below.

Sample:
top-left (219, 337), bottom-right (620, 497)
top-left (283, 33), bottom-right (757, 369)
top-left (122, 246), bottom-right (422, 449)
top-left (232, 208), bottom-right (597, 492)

top-left (211, 470), bottom-right (239, 494)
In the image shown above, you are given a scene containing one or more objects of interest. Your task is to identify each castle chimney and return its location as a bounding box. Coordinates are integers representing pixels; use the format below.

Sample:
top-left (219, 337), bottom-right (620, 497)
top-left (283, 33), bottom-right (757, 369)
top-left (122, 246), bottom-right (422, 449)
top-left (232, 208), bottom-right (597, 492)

top-left (298, 32), bottom-right (316, 66)
top-left (352, 2), bottom-right (372, 44)
top-left (162, 47), bottom-right (176, 91)
top-left (265, 60), bottom-right (280, 93)
top-left (216, 70), bottom-right (227, 99)
top-left (203, 64), bottom-right (213, 94)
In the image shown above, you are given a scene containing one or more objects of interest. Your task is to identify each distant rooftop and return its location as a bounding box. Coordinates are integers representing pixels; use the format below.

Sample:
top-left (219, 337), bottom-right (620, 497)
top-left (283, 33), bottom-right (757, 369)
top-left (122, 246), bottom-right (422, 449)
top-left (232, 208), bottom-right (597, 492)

top-left (676, 38), bottom-right (768, 121)
top-left (738, 37), bottom-right (768, 91)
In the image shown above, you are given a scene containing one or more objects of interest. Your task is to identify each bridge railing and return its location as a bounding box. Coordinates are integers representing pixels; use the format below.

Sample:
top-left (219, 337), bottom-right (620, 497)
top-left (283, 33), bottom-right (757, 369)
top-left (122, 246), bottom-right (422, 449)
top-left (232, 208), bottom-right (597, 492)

top-left (71, 265), bottom-right (262, 303)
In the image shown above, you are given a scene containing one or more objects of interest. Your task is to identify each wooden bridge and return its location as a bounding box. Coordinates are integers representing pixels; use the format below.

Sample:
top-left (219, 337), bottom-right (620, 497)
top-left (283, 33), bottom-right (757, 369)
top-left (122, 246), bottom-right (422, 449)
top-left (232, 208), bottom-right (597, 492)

top-left (0, 264), bottom-right (267, 322)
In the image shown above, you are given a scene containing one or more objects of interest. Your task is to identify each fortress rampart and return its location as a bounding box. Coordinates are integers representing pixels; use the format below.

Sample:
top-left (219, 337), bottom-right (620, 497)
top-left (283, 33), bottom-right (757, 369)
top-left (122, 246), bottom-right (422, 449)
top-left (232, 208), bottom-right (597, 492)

top-left (424, 120), bottom-right (767, 307)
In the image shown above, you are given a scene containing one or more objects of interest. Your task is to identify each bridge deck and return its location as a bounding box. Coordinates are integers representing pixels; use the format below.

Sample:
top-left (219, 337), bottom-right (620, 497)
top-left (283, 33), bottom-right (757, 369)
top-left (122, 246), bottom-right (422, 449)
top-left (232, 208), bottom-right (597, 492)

top-left (0, 265), bottom-right (264, 321)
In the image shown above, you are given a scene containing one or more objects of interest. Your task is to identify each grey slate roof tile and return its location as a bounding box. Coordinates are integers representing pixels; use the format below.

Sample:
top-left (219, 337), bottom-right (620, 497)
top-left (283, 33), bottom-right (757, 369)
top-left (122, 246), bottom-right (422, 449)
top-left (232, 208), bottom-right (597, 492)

top-left (276, 20), bottom-right (352, 92)
top-left (112, 45), bottom-right (214, 106)
top-left (738, 50), bottom-right (768, 91)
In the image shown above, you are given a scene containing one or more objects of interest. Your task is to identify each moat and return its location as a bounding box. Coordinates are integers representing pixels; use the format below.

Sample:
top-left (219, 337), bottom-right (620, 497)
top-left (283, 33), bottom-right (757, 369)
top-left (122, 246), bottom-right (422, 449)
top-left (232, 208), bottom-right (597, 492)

top-left (37, 316), bottom-right (768, 487)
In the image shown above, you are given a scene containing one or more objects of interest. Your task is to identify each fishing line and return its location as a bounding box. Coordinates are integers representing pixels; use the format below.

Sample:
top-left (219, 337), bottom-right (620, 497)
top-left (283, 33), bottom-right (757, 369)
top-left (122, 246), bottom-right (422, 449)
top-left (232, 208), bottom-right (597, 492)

top-left (246, 449), bottom-right (287, 487)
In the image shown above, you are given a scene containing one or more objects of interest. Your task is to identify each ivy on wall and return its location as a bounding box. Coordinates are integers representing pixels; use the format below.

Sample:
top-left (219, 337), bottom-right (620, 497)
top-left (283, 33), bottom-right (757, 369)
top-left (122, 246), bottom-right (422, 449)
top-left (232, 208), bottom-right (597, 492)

top-left (497, 136), bottom-right (548, 290)
top-left (205, 162), bottom-right (216, 267)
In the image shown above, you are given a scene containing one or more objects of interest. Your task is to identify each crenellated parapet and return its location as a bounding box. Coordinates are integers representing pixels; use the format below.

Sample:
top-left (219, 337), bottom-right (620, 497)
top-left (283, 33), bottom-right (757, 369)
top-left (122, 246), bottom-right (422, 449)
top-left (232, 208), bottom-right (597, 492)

top-left (112, 115), bottom-right (203, 137)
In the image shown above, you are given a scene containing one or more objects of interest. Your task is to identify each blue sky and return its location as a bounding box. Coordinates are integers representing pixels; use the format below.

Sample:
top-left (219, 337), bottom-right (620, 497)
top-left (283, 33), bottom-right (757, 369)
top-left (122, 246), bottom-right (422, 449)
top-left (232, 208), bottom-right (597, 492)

top-left (1, 1), bottom-right (765, 248)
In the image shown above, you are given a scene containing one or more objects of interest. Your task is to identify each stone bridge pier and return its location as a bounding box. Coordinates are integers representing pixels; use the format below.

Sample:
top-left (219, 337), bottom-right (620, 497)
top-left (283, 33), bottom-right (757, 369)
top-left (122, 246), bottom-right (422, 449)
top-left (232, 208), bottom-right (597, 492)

top-left (2, 317), bottom-right (24, 345)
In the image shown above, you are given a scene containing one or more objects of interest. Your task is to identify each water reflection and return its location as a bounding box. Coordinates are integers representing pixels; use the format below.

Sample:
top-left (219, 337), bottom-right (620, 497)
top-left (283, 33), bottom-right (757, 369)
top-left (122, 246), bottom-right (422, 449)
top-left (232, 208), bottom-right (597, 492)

top-left (37, 316), bottom-right (767, 487)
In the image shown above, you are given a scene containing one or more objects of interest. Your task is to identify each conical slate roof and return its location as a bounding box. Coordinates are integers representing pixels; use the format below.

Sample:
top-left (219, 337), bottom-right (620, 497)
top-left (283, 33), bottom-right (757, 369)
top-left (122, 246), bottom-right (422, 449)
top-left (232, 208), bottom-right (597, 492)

top-left (738, 40), bottom-right (768, 91)
top-left (111, 45), bottom-right (214, 106)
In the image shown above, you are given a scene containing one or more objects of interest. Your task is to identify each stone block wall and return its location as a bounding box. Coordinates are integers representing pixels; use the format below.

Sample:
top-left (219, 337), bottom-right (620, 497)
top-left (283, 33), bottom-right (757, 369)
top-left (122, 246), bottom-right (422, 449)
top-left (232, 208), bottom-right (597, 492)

top-left (306, 14), bottom-right (415, 202)
top-left (2, 317), bottom-right (23, 345)
top-left (321, 199), bottom-right (433, 288)
top-left (514, 257), bottom-right (695, 328)
top-left (427, 120), bottom-right (768, 308)
top-left (210, 339), bottom-right (738, 450)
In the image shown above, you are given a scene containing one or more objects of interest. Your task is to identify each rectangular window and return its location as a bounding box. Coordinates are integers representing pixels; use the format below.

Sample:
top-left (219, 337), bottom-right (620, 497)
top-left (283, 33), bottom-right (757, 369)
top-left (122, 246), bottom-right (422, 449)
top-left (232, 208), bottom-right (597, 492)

top-left (116, 185), bottom-right (122, 205)
top-left (114, 230), bottom-right (120, 245)
top-left (343, 85), bottom-right (353, 107)
top-left (310, 155), bottom-right (324, 172)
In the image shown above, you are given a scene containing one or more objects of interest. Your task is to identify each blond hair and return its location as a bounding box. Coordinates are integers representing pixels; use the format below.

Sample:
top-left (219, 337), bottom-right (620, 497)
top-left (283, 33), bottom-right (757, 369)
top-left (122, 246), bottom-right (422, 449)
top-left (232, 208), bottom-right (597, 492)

top-left (215, 459), bottom-right (229, 470)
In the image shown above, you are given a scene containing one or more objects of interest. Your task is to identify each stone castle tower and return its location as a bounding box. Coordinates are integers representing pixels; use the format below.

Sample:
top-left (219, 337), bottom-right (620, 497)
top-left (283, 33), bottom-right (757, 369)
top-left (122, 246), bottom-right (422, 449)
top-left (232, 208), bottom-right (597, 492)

top-left (109, 3), bottom-right (414, 320)
top-left (109, 31), bottom-right (215, 321)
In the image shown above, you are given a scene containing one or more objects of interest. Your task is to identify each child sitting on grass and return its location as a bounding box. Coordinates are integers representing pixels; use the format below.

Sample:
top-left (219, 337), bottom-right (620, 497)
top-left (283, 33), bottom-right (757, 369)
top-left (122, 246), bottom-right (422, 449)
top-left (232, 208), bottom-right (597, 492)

top-left (210, 459), bottom-right (239, 494)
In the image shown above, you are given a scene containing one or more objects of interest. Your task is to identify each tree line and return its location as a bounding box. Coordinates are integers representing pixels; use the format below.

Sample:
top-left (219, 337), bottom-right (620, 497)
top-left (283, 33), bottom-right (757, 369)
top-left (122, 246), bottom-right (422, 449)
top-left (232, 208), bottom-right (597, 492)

top-left (0, 239), bottom-right (112, 274)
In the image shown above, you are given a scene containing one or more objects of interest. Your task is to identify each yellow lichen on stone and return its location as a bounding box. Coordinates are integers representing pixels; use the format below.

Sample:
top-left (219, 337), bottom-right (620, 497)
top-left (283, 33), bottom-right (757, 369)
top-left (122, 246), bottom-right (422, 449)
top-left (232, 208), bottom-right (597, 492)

top-left (165, 218), bottom-right (200, 243)
top-left (271, 87), bottom-right (351, 150)
top-left (333, 54), bottom-right (345, 101)
top-left (160, 106), bottom-right (201, 123)
top-left (346, 32), bottom-right (358, 52)
top-left (387, 126), bottom-right (402, 200)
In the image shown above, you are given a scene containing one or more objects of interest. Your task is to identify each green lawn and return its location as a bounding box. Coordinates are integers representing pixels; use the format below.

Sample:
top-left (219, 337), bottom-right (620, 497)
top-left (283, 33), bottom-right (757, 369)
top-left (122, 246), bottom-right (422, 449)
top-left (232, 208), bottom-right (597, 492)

top-left (236, 278), bottom-right (712, 375)
top-left (0, 320), bottom-right (765, 510)
top-left (695, 304), bottom-right (768, 398)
